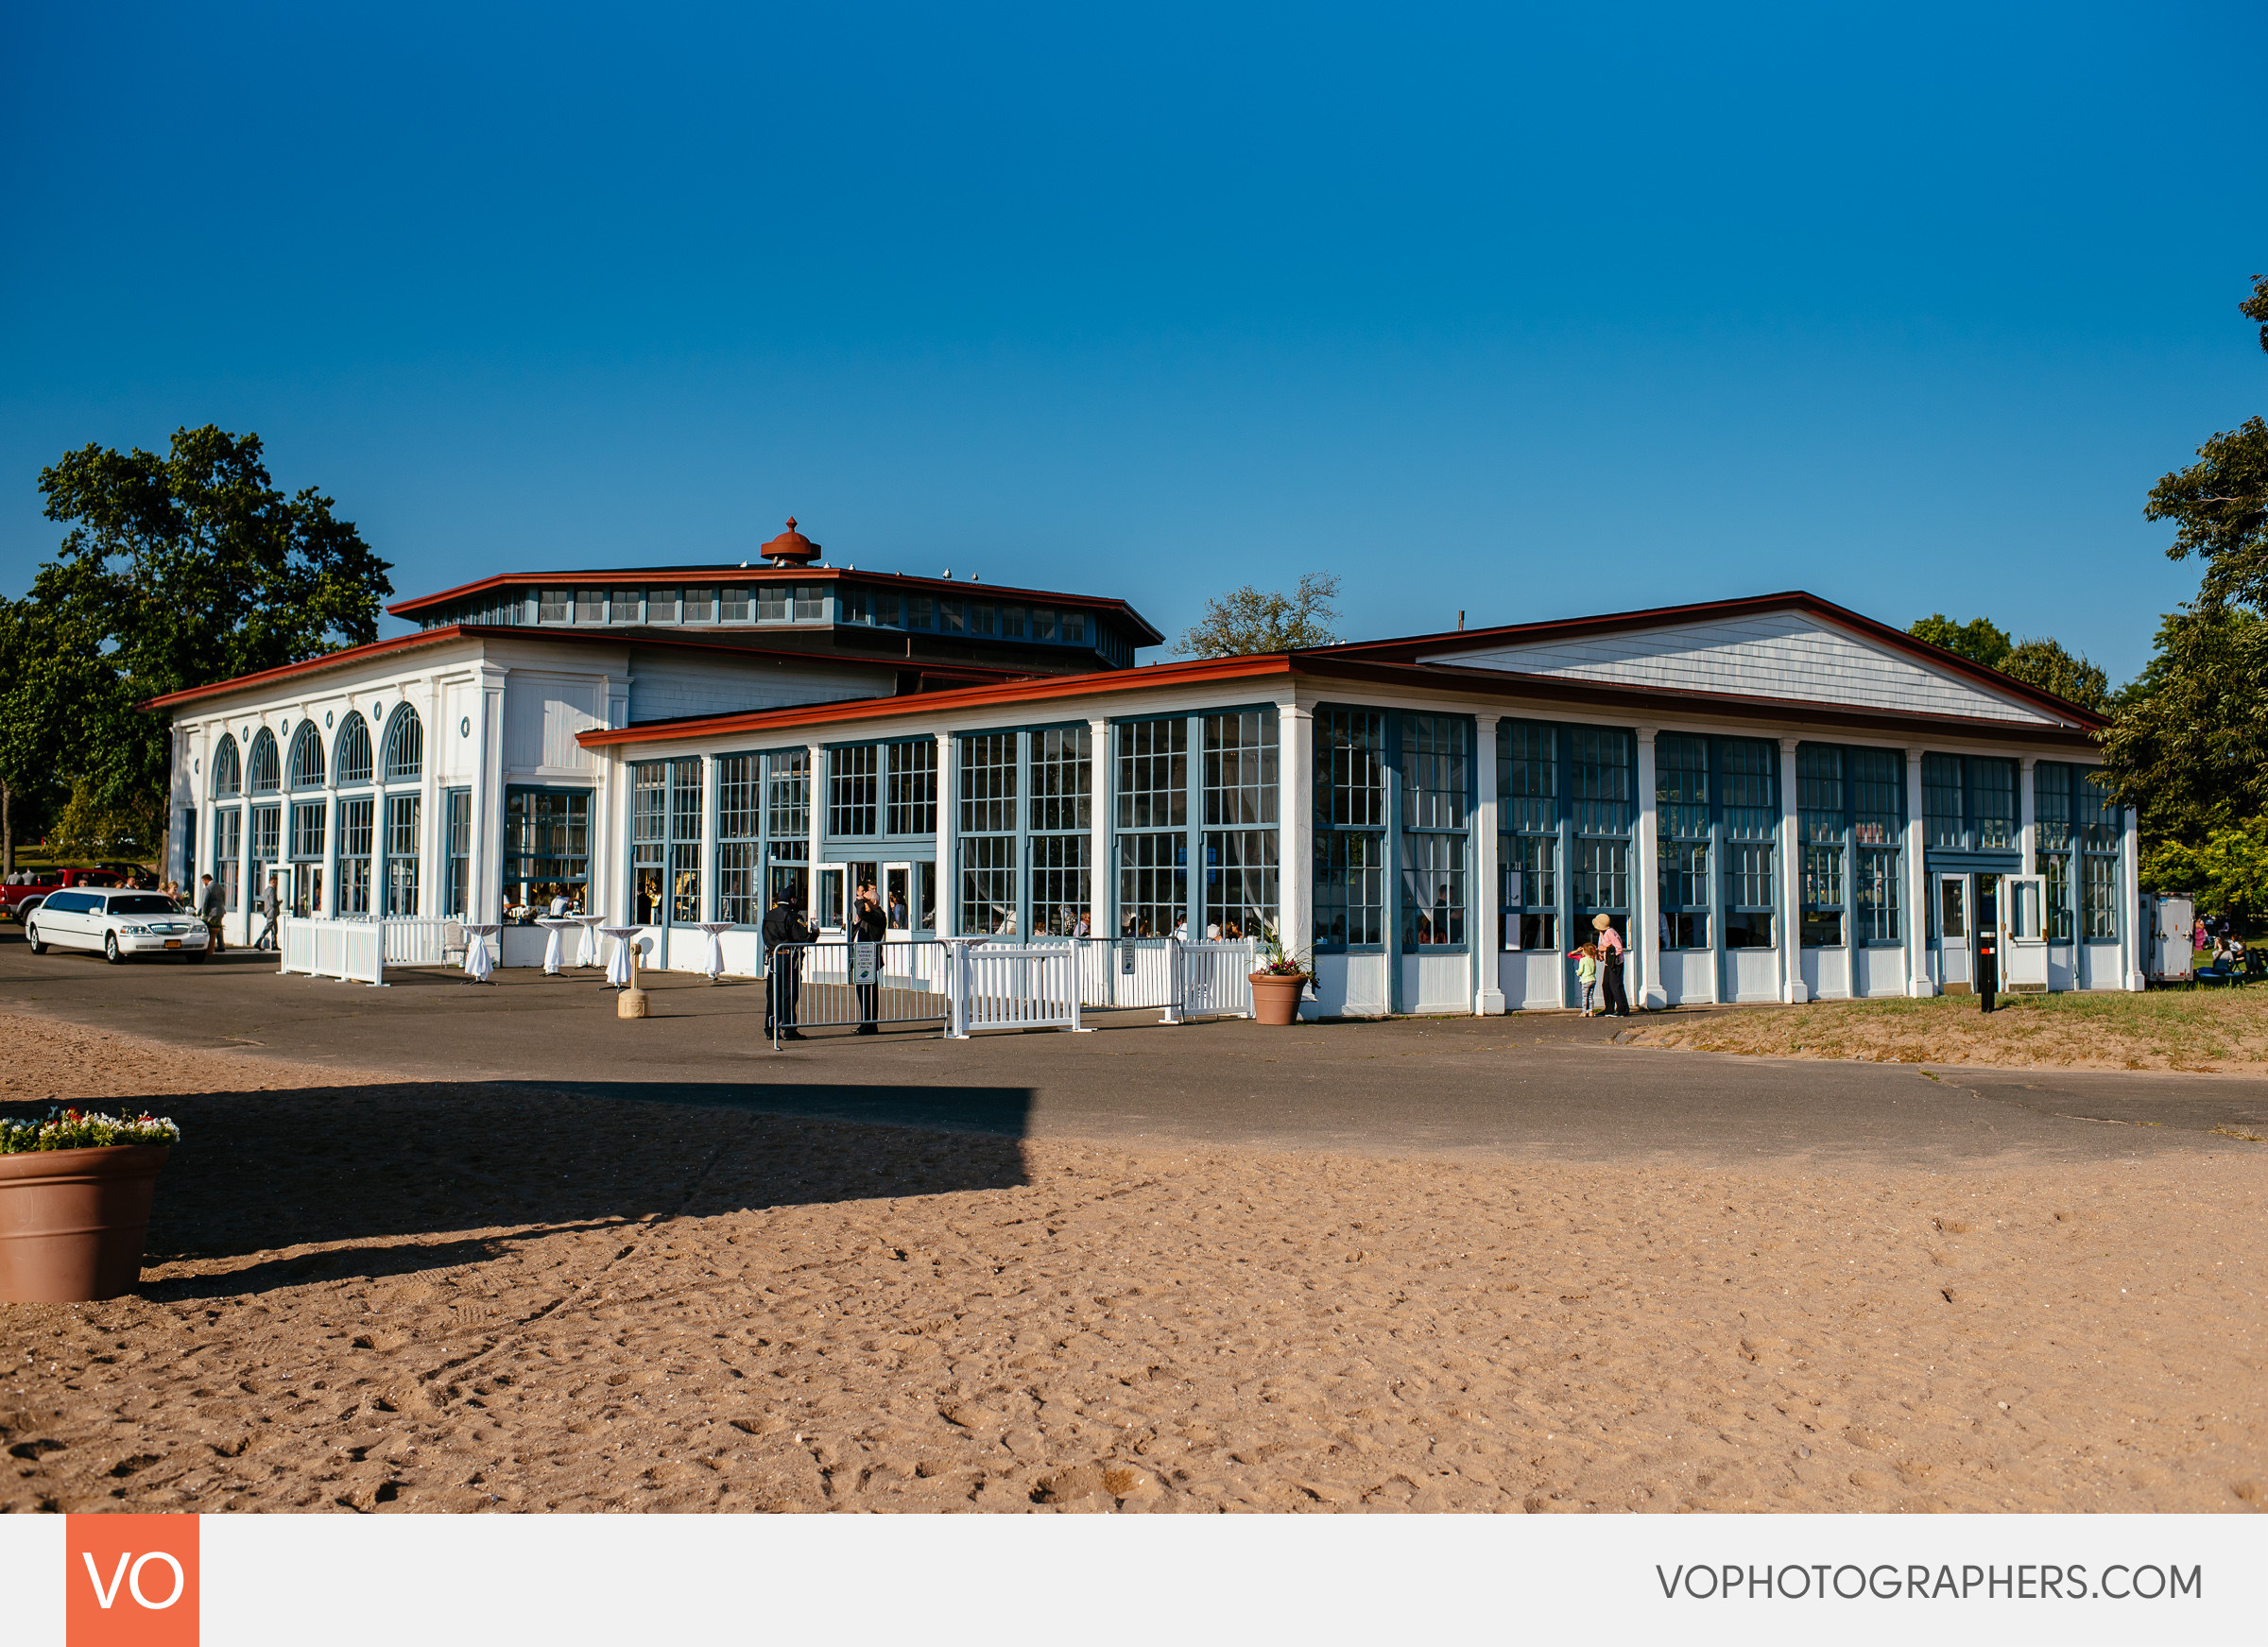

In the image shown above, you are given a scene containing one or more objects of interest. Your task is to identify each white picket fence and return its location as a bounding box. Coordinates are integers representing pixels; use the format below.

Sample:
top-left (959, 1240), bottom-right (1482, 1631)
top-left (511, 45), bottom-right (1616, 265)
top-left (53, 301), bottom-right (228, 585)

top-left (277, 915), bottom-right (479, 985)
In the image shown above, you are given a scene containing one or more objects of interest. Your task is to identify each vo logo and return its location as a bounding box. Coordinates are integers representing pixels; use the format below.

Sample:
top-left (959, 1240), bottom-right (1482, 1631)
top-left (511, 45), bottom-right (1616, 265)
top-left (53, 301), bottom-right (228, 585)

top-left (65, 1515), bottom-right (198, 1646)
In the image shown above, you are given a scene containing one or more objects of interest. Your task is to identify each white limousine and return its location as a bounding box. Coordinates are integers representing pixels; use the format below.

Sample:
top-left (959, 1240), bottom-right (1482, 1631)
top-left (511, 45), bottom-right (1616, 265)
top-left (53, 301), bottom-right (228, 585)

top-left (25, 890), bottom-right (211, 964)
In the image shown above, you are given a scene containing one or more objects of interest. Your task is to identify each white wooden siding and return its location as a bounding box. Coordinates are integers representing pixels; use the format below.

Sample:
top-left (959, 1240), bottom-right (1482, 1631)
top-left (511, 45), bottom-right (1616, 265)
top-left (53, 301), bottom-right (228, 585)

top-left (1421, 612), bottom-right (2066, 726)
top-left (504, 675), bottom-right (602, 773)
top-left (625, 651), bottom-right (893, 724)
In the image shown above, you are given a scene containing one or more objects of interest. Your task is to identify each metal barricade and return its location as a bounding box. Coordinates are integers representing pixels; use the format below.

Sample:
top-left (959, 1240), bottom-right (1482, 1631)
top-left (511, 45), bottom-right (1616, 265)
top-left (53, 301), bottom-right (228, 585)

top-left (764, 938), bottom-right (957, 1048)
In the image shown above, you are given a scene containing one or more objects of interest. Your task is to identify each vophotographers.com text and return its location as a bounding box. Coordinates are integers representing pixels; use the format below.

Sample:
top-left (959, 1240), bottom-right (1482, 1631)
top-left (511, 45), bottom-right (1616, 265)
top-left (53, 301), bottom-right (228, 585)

top-left (1656, 1562), bottom-right (2203, 1602)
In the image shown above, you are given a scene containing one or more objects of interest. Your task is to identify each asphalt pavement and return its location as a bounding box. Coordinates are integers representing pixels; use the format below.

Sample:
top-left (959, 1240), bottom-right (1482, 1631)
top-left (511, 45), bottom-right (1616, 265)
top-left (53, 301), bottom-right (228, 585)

top-left (5, 926), bottom-right (2264, 1168)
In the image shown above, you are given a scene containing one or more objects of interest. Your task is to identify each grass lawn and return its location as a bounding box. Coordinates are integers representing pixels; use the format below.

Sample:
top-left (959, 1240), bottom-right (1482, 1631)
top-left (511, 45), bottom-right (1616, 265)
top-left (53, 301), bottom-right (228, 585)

top-left (1627, 985), bottom-right (2268, 1073)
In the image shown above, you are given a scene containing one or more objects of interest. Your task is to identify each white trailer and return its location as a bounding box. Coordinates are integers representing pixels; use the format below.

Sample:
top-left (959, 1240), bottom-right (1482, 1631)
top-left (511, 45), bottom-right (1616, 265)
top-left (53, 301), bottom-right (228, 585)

top-left (2139, 892), bottom-right (2196, 985)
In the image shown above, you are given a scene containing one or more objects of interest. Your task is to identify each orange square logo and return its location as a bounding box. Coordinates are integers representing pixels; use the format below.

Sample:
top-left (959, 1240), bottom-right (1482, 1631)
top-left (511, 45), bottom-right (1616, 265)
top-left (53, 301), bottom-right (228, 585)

top-left (65, 1515), bottom-right (198, 1647)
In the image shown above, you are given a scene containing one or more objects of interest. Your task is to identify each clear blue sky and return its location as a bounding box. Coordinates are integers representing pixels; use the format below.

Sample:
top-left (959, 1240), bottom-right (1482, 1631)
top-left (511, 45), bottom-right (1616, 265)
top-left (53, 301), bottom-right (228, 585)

top-left (4, 3), bottom-right (2262, 681)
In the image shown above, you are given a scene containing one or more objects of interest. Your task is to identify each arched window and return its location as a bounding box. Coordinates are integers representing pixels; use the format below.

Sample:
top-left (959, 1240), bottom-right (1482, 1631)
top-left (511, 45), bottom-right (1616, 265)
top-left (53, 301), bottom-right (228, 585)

top-left (289, 722), bottom-right (326, 789)
top-left (212, 734), bottom-right (242, 798)
top-left (335, 712), bottom-right (373, 787)
top-left (248, 729), bottom-right (281, 794)
top-left (383, 704), bottom-right (423, 782)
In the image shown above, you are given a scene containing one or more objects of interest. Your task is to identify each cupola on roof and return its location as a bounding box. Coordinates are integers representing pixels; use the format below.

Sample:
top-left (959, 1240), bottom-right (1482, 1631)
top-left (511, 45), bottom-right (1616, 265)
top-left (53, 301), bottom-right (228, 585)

top-left (760, 517), bottom-right (821, 567)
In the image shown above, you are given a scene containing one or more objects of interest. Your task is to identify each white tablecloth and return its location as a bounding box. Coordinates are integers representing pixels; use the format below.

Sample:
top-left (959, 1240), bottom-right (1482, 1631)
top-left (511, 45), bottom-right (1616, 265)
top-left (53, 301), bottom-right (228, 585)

top-left (599, 925), bottom-right (643, 989)
top-left (461, 922), bottom-right (502, 983)
top-left (693, 920), bottom-right (735, 981)
top-left (536, 918), bottom-right (580, 975)
top-left (570, 914), bottom-right (607, 968)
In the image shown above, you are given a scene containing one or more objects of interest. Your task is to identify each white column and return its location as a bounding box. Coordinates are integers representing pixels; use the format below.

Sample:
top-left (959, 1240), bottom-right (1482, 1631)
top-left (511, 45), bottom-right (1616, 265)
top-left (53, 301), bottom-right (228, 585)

top-left (471, 666), bottom-right (507, 925)
top-left (698, 751), bottom-right (718, 923)
top-left (936, 732), bottom-right (959, 937)
top-left (1634, 728), bottom-right (1663, 1009)
top-left (1472, 712), bottom-right (1503, 1014)
top-left (1904, 749), bottom-right (1932, 996)
top-left (1087, 718), bottom-right (1109, 938)
top-left (419, 683), bottom-right (441, 921)
top-left (805, 741), bottom-right (825, 928)
top-left (320, 723), bottom-right (339, 918)
top-left (239, 725), bottom-right (257, 946)
top-left (1280, 702), bottom-right (1314, 969)
top-left (1778, 737), bottom-right (1805, 1004)
top-left (595, 677), bottom-right (628, 923)
top-left (2121, 790), bottom-right (2144, 991)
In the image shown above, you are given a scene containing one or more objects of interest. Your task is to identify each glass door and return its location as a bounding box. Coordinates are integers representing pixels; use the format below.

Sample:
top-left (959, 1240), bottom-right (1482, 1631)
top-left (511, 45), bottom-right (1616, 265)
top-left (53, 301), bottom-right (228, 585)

top-left (884, 862), bottom-right (913, 934)
top-left (1935, 874), bottom-right (1970, 990)
top-left (816, 865), bottom-right (846, 934)
top-left (2003, 873), bottom-right (2048, 989)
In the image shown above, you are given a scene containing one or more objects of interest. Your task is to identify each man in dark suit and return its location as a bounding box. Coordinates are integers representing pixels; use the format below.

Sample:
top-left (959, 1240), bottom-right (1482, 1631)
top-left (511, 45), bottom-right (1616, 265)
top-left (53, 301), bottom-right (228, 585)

top-left (851, 881), bottom-right (888, 1035)
top-left (761, 893), bottom-right (814, 1040)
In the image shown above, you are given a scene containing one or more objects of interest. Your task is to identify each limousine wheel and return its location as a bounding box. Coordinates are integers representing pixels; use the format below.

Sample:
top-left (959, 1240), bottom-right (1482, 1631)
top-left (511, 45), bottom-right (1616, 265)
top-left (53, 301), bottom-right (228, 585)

top-left (24, 922), bottom-right (45, 954)
top-left (104, 932), bottom-right (124, 965)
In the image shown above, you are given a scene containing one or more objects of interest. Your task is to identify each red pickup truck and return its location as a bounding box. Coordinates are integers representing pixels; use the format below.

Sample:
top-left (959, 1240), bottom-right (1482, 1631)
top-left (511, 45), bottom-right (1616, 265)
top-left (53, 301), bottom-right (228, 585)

top-left (1, 868), bottom-right (127, 922)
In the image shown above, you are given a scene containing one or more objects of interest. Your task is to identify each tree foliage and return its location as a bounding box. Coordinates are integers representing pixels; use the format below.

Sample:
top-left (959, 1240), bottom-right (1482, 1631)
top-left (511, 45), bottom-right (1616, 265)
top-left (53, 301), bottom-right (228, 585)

top-left (1906, 614), bottom-right (2110, 712)
top-left (15, 426), bottom-right (393, 852)
top-left (2140, 813), bottom-right (2268, 928)
top-left (2144, 275), bottom-right (2268, 611)
top-left (2096, 605), bottom-right (2268, 832)
top-left (1175, 573), bottom-right (1342, 658)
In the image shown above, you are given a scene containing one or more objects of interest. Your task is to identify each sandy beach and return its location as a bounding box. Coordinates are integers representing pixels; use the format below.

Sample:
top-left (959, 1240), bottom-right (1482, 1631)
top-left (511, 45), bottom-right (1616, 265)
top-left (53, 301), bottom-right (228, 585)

top-left (1, 1011), bottom-right (2261, 1513)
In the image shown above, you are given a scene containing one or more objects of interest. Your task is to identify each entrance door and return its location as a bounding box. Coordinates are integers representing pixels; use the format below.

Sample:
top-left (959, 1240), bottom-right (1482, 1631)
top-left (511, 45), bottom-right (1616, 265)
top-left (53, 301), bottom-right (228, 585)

top-left (1935, 874), bottom-right (1970, 990)
top-left (291, 862), bottom-right (323, 918)
top-left (815, 865), bottom-right (847, 935)
top-left (2002, 873), bottom-right (2048, 990)
top-left (883, 863), bottom-right (913, 934)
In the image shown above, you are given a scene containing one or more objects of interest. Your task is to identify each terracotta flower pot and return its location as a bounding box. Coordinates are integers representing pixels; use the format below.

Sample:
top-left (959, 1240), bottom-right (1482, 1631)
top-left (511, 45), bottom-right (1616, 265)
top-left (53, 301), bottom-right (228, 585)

top-left (0, 1143), bottom-right (170, 1303)
top-left (1249, 971), bottom-right (1307, 1026)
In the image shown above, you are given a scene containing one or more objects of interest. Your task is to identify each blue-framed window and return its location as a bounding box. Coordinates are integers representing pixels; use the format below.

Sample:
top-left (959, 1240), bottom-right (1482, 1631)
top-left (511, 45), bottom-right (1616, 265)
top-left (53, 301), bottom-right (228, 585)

top-left (1657, 733), bottom-right (1710, 949)
top-left (1116, 717), bottom-right (1187, 938)
top-left (1314, 709), bottom-right (1386, 950)
top-left (248, 729), bottom-right (280, 795)
top-left (1569, 729), bottom-right (1632, 942)
top-left (442, 789), bottom-right (470, 918)
top-left (1498, 721), bottom-right (1558, 952)
top-left (1400, 714), bottom-right (1468, 951)
top-left (1924, 753), bottom-right (2019, 851)
top-left (766, 749), bottom-right (810, 908)
top-left (2040, 763), bottom-right (2123, 942)
top-left (288, 723), bottom-right (325, 790)
top-left (336, 795), bottom-right (374, 917)
top-left (1204, 712), bottom-right (1277, 942)
top-left (629, 762), bottom-right (697, 924)
top-left (885, 740), bottom-right (936, 836)
top-left (1029, 726), bottom-right (1091, 936)
top-left (828, 745), bottom-right (878, 838)
top-left (211, 806), bottom-right (241, 912)
top-left (384, 794), bottom-right (419, 918)
top-left (1797, 746), bottom-right (1846, 948)
top-left (211, 733), bottom-right (242, 799)
top-left (1718, 739), bottom-right (1778, 950)
top-left (958, 732), bottom-right (1018, 933)
top-left (1851, 748), bottom-right (1903, 944)
top-left (508, 786), bottom-right (592, 917)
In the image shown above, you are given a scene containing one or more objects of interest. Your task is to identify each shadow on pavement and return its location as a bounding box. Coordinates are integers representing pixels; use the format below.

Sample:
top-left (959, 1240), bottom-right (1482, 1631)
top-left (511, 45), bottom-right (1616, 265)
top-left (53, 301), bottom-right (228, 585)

top-left (2, 1078), bottom-right (1033, 1301)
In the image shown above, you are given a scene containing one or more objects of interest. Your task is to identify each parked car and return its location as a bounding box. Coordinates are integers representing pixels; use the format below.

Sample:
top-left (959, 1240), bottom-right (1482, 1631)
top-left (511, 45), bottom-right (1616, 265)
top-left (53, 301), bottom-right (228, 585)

top-left (0, 867), bottom-right (126, 923)
top-left (23, 890), bottom-right (209, 964)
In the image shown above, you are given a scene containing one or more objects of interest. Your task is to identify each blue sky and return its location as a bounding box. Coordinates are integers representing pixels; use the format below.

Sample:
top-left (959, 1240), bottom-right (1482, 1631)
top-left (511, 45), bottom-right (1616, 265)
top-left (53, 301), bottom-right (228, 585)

top-left (3, 2), bottom-right (2262, 681)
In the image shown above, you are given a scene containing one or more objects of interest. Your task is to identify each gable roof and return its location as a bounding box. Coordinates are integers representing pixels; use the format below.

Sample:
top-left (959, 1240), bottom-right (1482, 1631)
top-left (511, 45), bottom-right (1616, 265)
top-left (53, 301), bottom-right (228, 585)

top-left (1308, 591), bottom-right (2107, 731)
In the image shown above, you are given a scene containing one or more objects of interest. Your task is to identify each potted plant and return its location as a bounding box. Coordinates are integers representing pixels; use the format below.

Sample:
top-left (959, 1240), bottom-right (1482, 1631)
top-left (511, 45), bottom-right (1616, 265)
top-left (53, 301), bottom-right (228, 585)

top-left (0, 1108), bottom-right (180, 1303)
top-left (1248, 925), bottom-right (1313, 1026)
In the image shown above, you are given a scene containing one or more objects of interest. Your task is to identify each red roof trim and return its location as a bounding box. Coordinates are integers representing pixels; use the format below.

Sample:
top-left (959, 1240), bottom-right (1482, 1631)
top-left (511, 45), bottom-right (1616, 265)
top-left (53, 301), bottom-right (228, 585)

top-left (1307, 590), bottom-right (2107, 730)
top-left (387, 566), bottom-right (1165, 643)
top-left (136, 626), bottom-right (988, 714)
top-left (578, 655), bottom-right (1295, 746)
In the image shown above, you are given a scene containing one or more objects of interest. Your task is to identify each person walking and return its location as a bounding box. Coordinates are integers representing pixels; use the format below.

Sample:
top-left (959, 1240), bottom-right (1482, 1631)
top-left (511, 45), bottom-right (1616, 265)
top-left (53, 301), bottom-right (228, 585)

top-left (197, 873), bottom-right (228, 953)
top-left (761, 891), bottom-right (814, 1040)
top-left (851, 882), bottom-right (887, 1035)
top-left (1591, 913), bottom-right (1630, 1017)
top-left (255, 874), bottom-right (282, 951)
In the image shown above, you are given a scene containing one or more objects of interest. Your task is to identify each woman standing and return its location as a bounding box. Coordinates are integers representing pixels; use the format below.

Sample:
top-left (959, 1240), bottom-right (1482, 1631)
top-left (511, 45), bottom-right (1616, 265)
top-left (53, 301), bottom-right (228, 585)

top-left (1591, 913), bottom-right (1629, 1017)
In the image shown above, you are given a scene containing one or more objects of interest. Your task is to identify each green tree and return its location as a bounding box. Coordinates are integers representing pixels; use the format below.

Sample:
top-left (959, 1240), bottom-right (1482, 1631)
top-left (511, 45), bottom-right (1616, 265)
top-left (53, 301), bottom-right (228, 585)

top-left (25, 425), bottom-right (393, 857)
top-left (1909, 612), bottom-right (2012, 670)
top-left (2140, 813), bottom-right (2268, 928)
top-left (1906, 615), bottom-right (2109, 711)
top-left (2096, 604), bottom-right (2268, 835)
top-left (2144, 274), bottom-right (2268, 610)
top-left (1175, 572), bottom-right (1342, 658)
